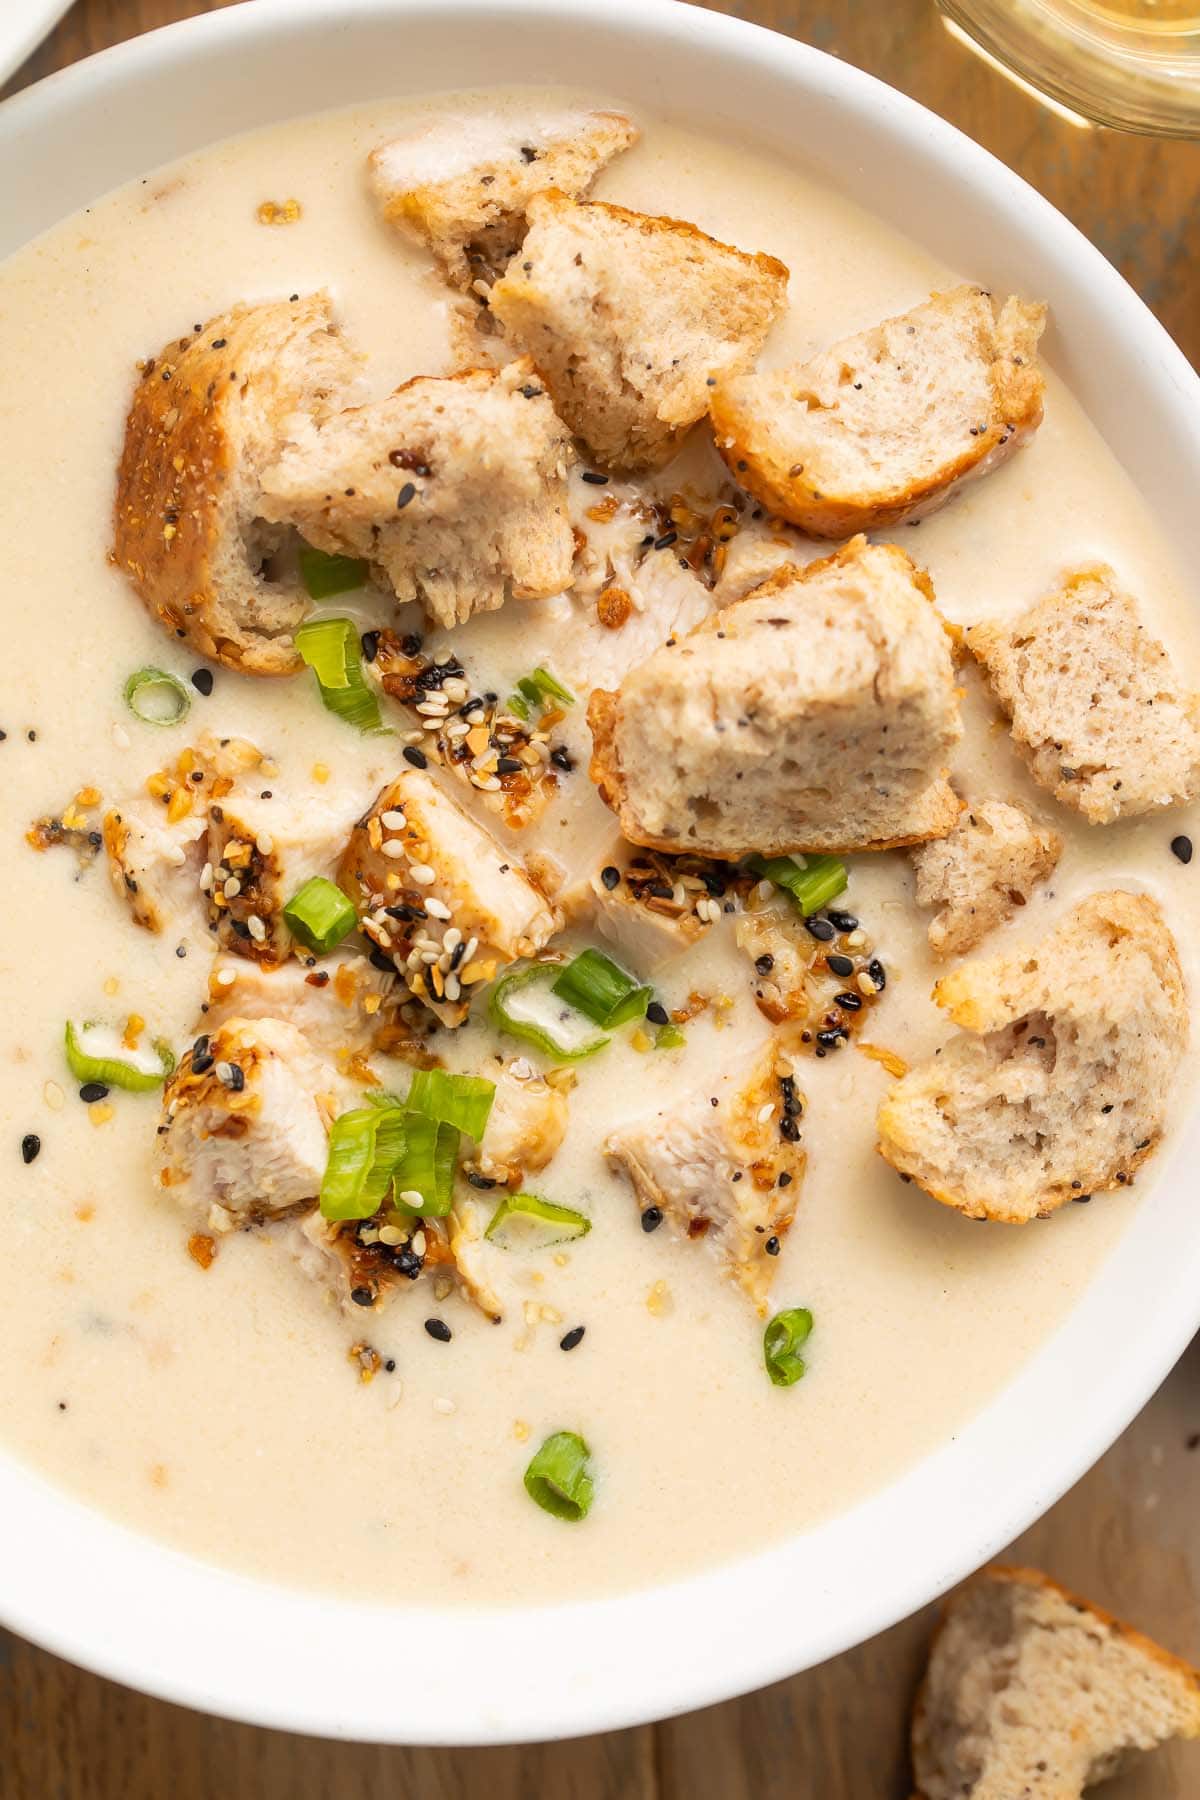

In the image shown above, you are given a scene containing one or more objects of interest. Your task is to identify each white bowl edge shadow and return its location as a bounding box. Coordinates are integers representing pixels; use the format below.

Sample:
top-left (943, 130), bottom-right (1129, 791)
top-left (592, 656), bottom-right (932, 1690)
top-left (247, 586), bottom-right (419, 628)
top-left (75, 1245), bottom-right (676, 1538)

top-left (1, 0), bottom-right (1198, 1746)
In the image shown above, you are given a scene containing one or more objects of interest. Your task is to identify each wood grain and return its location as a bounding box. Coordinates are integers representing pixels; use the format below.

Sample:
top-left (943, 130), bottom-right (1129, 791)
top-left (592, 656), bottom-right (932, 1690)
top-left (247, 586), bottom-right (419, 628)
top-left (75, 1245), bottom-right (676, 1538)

top-left (3, 2), bottom-right (1199, 1794)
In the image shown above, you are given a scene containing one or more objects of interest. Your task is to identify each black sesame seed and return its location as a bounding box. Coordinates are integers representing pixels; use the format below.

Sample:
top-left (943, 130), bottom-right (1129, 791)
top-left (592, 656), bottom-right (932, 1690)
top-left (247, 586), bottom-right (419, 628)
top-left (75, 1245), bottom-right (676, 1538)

top-left (834, 991), bottom-right (863, 1011)
top-left (350, 1287), bottom-right (375, 1308)
top-left (395, 1249), bottom-right (422, 1279)
top-left (424, 1317), bottom-right (452, 1343)
top-left (520, 383), bottom-right (542, 399)
top-left (229, 918), bottom-right (251, 940)
top-left (21, 1134), bottom-right (40, 1165)
top-left (396, 482), bottom-right (417, 510)
top-left (401, 633), bottom-right (423, 656)
top-left (825, 953), bottom-right (854, 978)
top-left (581, 471), bottom-right (609, 485)
top-left (641, 1206), bottom-right (664, 1233)
top-left (190, 668), bottom-right (214, 696)
top-left (803, 915), bottom-right (836, 942)
top-left (765, 1236), bottom-right (780, 1256)
top-left (384, 1359), bottom-right (397, 1373)
top-left (220, 1063), bottom-right (245, 1093)
top-left (777, 1170), bottom-right (792, 1188)
top-left (403, 746), bottom-right (428, 769)
top-left (496, 756), bottom-right (523, 775)
top-left (779, 1115), bottom-right (801, 1142)
top-left (826, 910), bottom-right (859, 932)
top-left (550, 746), bottom-right (574, 772)
top-left (600, 865), bottom-right (621, 890)
top-left (191, 1036), bottom-right (214, 1073)
top-left (467, 1171), bottom-right (498, 1190)
top-left (210, 337), bottom-right (227, 349)
top-left (816, 1029), bottom-right (846, 1050)
top-left (646, 1001), bottom-right (669, 1026)
top-left (755, 953), bottom-right (775, 975)
top-left (1171, 835), bottom-right (1193, 865)
top-left (79, 1082), bottom-right (109, 1104)
top-left (361, 631), bottom-right (380, 663)
top-left (867, 959), bottom-right (887, 990)
top-left (369, 948), bottom-right (395, 974)
top-left (559, 1326), bottom-right (585, 1351)
top-left (653, 530), bottom-right (678, 551)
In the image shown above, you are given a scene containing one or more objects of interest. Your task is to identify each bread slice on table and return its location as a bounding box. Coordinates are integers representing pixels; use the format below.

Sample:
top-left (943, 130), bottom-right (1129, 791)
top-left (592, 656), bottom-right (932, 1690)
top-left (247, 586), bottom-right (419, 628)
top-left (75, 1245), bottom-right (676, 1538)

top-left (968, 563), bottom-right (1200, 823)
top-left (489, 189), bottom-right (788, 470)
top-left (113, 294), bottom-right (358, 674)
top-left (876, 889), bottom-right (1186, 1222)
top-left (708, 284), bottom-right (1045, 535)
top-left (367, 107), bottom-right (638, 289)
top-left (912, 1566), bottom-right (1200, 1799)
top-left (587, 535), bottom-right (962, 858)
top-left (911, 800), bottom-right (1062, 959)
top-left (259, 359), bottom-right (575, 630)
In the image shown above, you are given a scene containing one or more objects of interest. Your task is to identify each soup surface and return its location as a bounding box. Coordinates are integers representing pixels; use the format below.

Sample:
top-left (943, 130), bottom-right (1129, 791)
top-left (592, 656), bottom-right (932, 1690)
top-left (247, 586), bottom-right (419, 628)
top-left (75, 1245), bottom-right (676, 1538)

top-left (0, 88), bottom-right (1196, 1608)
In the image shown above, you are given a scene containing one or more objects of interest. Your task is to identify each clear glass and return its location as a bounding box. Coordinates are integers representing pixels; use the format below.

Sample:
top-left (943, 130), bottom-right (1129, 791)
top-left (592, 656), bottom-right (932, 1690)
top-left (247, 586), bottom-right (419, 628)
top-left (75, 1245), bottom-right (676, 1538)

top-left (937, 0), bottom-right (1200, 134)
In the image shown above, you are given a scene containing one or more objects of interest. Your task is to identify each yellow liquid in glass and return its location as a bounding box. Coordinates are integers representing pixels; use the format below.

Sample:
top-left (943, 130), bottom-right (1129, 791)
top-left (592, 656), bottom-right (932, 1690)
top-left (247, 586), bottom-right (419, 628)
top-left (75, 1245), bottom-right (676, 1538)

top-left (1078, 0), bottom-right (1200, 28)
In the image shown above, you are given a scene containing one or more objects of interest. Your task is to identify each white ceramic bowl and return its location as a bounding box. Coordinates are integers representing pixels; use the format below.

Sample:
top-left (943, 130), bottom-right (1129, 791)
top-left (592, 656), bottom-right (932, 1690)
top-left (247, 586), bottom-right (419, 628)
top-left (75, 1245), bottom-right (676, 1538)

top-left (1, 0), bottom-right (1198, 1746)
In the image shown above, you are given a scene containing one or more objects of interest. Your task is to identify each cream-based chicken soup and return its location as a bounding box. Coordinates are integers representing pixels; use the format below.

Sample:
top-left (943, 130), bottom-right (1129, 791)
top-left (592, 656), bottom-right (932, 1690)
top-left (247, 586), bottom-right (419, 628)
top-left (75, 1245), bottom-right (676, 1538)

top-left (0, 90), bottom-right (1197, 1607)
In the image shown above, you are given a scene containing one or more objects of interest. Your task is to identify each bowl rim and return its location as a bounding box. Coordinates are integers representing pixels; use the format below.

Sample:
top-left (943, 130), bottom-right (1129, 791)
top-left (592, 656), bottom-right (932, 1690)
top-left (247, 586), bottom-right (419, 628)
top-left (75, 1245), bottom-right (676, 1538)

top-left (1, 0), bottom-right (1199, 1746)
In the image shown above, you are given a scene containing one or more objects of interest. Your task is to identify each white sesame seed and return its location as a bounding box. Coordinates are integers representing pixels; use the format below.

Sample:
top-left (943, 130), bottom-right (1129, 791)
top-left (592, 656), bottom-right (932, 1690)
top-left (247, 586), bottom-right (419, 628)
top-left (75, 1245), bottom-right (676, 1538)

top-left (410, 864), bottom-right (436, 885)
top-left (443, 927), bottom-right (462, 952)
top-left (481, 776), bottom-right (502, 791)
top-left (214, 1061), bottom-right (234, 1084)
top-left (43, 1080), bottom-right (64, 1112)
top-left (433, 1397), bottom-right (456, 1415)
top-left (246, 914), bottom-right (267, 942)
top-left (255, 834), bottom-right (274, 855)
top-left (112, 722), bottom-right (131, 750)
top-left (845, 930), bottom-right (866, 948)
top-left (425, 897), bottom-right (451, 920)
top-left (381, 810), bottom-right (407, 829)
top-left (412, 1230), bottom-right (427, 1256)
top-left (756, 1102), bottom-right (775, 1123)
top-left (463, 937), bottom-right (479, 962)
top-left (378, 1225), bottom-right (405, 1246)
top-left (857, 972), bottom-right (876, 997)
top-left (199, 862), bottom-right (213, 892)
top-left (442, 678), bottom-right (468, 701)
top-left (399, 1189), bottom-right (423, 1207)
top-left (382, 841), bottom-right (407, 860)
top-left (416, 698), bottom-right (448, 716)
top-left (222, 877), bottom-right (241, 899)
top-left (216, 968), bottom-right (237, 986)
top-left (443, 975), bottom-right (461, 1001)
top-left (445, 719), bottom-right (470, 739)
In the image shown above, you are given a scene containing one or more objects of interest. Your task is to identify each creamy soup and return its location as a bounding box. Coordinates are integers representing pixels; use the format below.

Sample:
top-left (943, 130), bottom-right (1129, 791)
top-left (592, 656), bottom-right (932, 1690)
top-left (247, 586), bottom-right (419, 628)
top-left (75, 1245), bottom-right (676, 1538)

top-left (0, 88), bottom-right (1196, 1609)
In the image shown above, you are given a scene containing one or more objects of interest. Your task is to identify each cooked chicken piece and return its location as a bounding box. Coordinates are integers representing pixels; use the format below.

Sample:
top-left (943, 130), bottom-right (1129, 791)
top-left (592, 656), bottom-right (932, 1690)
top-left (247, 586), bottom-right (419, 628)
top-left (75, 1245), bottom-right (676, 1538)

top-left (259, 360), bottom-right (575, 631)
top-left (202, 953), bottom-right (397, 1058)
top-left (709, 285), bottom-right (1045, 536)
top-left (338, 766), bottom-right (562, 1025)
top-left (712, 529), bottom-right (805, 605)
top-left (734, 907), bottom-right (814, 1023)
top-left (606, 1036), bottom-right (805, 1311)
top-left (589, 536), bottom-right (962, 857)
top-left (575, 537), bottom-right (715, 689)
top-left (292, 1206), bottom-right (455, 1314)
top-left (103, 734), bottom-right (266, 935)
top-left (157, 1018), bottom-right (343, 1225)
top-left (469, 1055), bottom-right (569, 1182)
top-left (446, 1198), bottom-right (506, 1324)
top-left (206, 783), bottom-right (371, 964)
top-left (490, 190), bottom-right (789, 470)
top-left (589, 853), bottom-right (716, 971)
top-left (368, 107), bottom-right (639, 288)
top-left (113, 294), bottom-right (358, 674)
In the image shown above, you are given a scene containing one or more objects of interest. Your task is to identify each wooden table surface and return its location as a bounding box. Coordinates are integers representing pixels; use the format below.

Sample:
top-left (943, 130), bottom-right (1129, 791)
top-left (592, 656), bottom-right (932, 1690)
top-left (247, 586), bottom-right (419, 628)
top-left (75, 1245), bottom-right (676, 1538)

top-left (4, 2), bottom-right (1200, 1793)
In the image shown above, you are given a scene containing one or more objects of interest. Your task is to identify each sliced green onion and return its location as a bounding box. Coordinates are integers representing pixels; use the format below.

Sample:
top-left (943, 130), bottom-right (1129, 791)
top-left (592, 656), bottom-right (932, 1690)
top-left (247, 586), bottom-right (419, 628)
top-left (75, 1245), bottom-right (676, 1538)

top-left (406, 1069), bottom-right (495, 1141)
top-left (298, 544), bottom-right (368, 600)
top-left (282, 877), bottom-right (359, 954)
top-left (523, 1431), bottom-right (594, 1522)
top-left (490, 964), bottom-right (610, 1061)
top-left (485, 1193), bottom-right (592, 1250)
top-left (64, 1020), bottom-right (174, 1093)
top-left (295, 617), bottom-right (382, 732)
top-left (552, 949), bottom-right (651, 1030)
top-left (655, 1022), bottom-right (687, 1050)
top-left (320, 1105), bottom-right (408, 1221)
top-left (505, 692), bottom-right (531, 722)
top-left (123, 667), bottom-right (191, 727)
top-left (517, 666), bottom-right (575, 709)
top-left (390, 1113), bottom-right (459, 1217)
top-left (750, 854), bottom-right (848, 918)
top-left (763, 1307), bottom-right (813, 1388)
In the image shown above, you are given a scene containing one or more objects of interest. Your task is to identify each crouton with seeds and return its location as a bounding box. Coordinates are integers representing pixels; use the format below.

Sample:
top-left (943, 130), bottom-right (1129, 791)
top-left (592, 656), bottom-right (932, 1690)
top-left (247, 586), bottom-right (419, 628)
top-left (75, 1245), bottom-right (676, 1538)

top-left (709, 285), bottom-right (1045, 535)
top-left (912, 1565), bottom-right (1200, 1799)
top-left (912, 800), bottom-right (1062, 958)
top-left (368, 107), bottom-right (639, 288)
top-left (605, 1036), bottom-right (804, 1312)
top-left (114, 295), bottom-right (358, 674)
top-left (968, 564), bottom-right (1200, 822)
top-left (588, 536), bottom-right (962, 858)
top-left (259, 360), bottom-right (575, 630)
top-left (877, 890), bottom-right (1187, 1222)
top-left (490, 189), bottom-right (788, 470)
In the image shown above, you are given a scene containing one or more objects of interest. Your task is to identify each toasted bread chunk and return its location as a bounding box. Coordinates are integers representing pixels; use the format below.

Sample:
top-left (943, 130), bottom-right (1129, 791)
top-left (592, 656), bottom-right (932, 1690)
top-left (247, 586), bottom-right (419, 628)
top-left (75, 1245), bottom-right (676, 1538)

top-left (877, 890), bottom-right (1186, 1222)
top-left (338, 767), bottom-right (561, 1026)
top-left (912, 800), bottom-right (1062, 958)
top-left (114, 295), bottom-right (357, 674)
top-left (157, 1018), bottom-right (340, 1224)
top-left (490, 190), bottom-right (788, 470)
top-left (259, 360), bottom-right (574, 630)
top-left (588, 536), bottom-right (962, 857)
top-left (710, 285), bottom-right (1045, 535)
top-left (968, 564), bottom-right (1200, 823)
top-left (912, 1566), bottom-right (1200, 1799)
top-left (368, 107), bottom-right (638, 288)
top-left (605, 1036), bottom-right (804, 1311)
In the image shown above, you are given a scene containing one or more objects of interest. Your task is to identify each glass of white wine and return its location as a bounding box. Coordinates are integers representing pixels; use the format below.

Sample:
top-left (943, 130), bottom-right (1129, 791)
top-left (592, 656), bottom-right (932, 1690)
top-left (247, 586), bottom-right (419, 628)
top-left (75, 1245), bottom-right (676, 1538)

top-left (936, 0), bottom-right (1200, 133)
